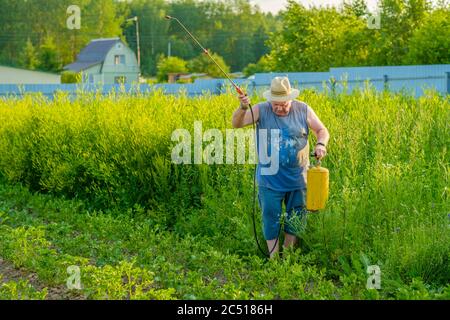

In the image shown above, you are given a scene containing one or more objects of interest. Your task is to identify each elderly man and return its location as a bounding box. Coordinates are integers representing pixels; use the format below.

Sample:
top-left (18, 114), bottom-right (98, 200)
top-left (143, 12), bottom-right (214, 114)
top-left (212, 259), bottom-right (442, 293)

top-left (232, 77), bottom-right (330, 258)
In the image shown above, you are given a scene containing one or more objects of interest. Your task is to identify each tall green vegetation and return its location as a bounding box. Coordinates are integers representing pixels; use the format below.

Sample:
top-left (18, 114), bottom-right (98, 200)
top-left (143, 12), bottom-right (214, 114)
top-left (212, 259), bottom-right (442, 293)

top-left (0, 88), bottom-right (448, 299)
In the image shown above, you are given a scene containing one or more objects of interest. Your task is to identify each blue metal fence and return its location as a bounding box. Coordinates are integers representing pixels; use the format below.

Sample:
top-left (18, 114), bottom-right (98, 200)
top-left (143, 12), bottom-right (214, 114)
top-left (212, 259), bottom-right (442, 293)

top-left (1, 64), bottom-right (449, 99)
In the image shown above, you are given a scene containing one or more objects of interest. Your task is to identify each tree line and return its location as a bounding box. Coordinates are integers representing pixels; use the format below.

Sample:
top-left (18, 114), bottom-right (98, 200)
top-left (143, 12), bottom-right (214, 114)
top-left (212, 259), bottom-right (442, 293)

top-left (0, 0), bottom-right (448, 79)
top-left (0, 0), bottom-right (277, 77)
top-left (258, 0), bottom-right (449, 74)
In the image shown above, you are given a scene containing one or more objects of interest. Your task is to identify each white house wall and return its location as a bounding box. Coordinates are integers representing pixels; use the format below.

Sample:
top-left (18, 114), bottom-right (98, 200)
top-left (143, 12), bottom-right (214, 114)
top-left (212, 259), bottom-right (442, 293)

top-left (102, 42), bottom-right (139, 84)
top-left (80, 64), bottom-right (102, 84)
top-left (0, 66), bottom-right (61, 84)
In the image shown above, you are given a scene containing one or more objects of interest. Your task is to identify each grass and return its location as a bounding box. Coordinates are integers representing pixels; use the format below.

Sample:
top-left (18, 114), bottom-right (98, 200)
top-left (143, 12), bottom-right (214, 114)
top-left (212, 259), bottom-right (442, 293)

top-left (0, 87), bottom-right (448, 299)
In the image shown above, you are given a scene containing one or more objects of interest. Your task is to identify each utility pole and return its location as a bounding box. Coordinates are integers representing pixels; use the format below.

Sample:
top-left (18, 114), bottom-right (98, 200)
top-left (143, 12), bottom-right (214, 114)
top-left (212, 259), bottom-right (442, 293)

top-left (136, 17), bottom-right (141, 72)
top-left (127, 16), bottom-right (141, 77)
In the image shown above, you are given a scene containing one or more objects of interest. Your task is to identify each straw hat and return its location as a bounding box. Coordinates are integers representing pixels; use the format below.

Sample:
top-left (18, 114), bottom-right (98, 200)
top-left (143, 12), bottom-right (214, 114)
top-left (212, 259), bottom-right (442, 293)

top-left (263, 77), bottom-right (299, 102)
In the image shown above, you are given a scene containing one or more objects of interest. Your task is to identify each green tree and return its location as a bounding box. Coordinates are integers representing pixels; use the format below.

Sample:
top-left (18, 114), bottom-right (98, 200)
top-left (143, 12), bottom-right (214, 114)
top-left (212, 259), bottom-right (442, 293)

top-left (125, 0), bottom-right (170, 76)
top-left (265, 0), bottom-right (444, 71)
top-left (243, 55), bottom-right (273, 77)
top-left (156, 55), bottom-right (188, 82)
top-left (344, 0), bottom-right (368, 17)
top-left (267, 1), bottom-right (373, 71)
top-left (0, 0), bottom-right (127, 70)
top-left (370, 0), bottom-right (431, 65)
top-left (19, 39), bottom-right (39, 70)
top-left (266, 1), bottom-right (312, 71)
top-left (405, 9), bottom-right (450, 64)
top-left (187, 51), bottom-right (230, 78)
top-left (126, 0), bottom-right (277, 75)
top-left (38, 36), bottom-right (60, 72)
top-left (0, 0), bottom-right (32, 66)
top-left (302, 8), bottom-right (372, 70)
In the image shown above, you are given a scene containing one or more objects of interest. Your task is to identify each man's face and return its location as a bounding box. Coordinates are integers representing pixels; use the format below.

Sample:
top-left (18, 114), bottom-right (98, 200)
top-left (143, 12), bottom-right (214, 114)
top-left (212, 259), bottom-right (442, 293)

top-left (271, 100), bottom-right (292, 116)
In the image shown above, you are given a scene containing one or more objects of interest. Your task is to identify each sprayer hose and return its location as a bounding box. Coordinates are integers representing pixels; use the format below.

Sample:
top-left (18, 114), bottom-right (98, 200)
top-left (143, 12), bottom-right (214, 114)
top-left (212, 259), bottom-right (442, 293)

top-left (249, 105), bottom-right (282, 258)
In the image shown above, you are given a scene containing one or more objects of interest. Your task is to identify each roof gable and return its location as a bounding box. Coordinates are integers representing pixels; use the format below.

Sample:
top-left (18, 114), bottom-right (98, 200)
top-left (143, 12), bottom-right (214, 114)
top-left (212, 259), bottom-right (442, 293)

top-left (64, 38), bottom-right (123, 72)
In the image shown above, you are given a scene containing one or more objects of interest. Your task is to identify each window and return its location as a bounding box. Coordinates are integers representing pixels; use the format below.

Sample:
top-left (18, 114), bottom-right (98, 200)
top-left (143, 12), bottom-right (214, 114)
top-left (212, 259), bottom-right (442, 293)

top-left (114, 76), bottom-right (126, 84)
top-left (114, 55), bottom-right (125, 65)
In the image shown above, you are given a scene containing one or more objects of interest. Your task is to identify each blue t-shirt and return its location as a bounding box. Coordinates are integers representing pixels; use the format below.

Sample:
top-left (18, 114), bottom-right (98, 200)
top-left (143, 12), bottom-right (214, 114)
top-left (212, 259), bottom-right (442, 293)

top-left (256, 100), bottom-right (309, 192)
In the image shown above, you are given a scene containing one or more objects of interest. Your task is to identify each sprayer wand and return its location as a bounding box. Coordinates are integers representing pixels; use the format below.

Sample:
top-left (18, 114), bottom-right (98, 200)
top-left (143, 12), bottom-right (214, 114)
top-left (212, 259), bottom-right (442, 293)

top-left (165, 15), bottom-right (245, 96)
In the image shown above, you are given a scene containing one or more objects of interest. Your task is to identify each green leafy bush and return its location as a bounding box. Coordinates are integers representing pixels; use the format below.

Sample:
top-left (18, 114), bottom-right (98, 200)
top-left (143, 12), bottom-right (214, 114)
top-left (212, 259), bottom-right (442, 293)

top-left (187, 51), bottom-right (230, 78)
top-left (156, 56), bottom-right (188, 82)
top-left (61, 71), bottom-right (81, 84)
top-left (0, 277), bottom-right (47, 300)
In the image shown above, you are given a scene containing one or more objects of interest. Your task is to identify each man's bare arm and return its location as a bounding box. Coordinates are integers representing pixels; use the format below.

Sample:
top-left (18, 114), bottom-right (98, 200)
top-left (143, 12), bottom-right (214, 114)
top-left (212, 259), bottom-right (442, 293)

top-left (307, 105), bottom-right (330, 159)
top-left (307, 106), bottom-right (329, 145)
top-left (232, 95), bottom-right (260, 128)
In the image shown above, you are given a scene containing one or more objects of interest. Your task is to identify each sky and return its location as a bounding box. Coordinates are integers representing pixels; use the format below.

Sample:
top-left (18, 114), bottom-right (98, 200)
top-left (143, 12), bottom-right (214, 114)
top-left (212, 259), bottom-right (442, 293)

top-left (250, 0), bottom-right (384, 13)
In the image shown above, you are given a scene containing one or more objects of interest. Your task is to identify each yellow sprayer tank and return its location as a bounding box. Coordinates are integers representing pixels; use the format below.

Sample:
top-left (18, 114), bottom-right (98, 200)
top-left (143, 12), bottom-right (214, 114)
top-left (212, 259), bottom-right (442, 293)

top-left (306, 161), bottom-right (329, 211)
